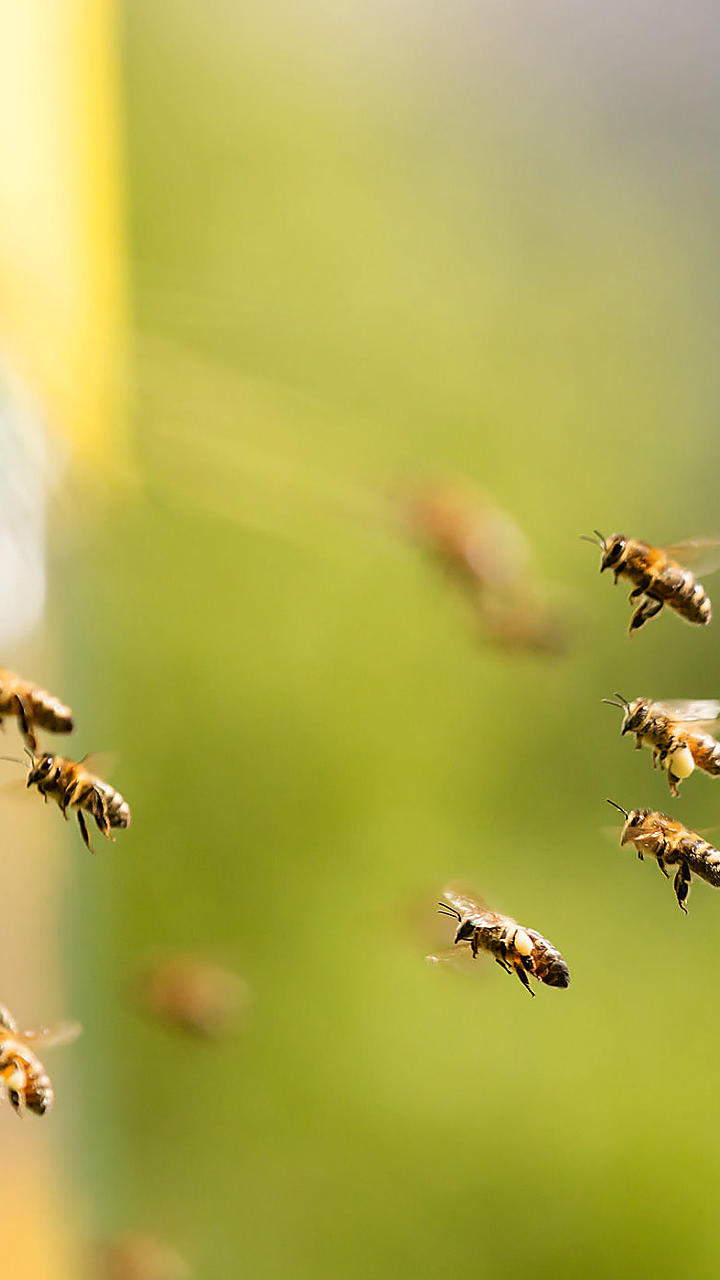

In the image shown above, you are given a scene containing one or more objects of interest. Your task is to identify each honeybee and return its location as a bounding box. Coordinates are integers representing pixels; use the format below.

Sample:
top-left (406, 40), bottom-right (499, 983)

top-left (406, 484), bottom-right (567, 654)
top-left (607, 799), bottom-right (720, 912)
top-left (582, 532), bottom-right (720, 633)
top-left (25, 752), bottom-right (131, 851)
top-left (435, 888), bottom-right (570, 996)
top-left (100, 1233), bottom-right (192, 1280)
top-left (604, 694), bottom-right (720, 796)
top-left (139, 954), bottom-right (250, 1037)
top-left (0, 667), bottom-right (73, 751)
top-left (0, 1005), bottom-right (81, 1116)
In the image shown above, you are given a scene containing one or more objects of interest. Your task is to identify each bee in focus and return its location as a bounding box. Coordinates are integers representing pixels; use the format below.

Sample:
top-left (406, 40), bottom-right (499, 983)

top-left (607, 799), bottom-right (720, 912)
top-left (604, 694), bottom-right (720, 796)
top-left (0, 1004), bottom-right (81, 1116)
top-left (25, 752), bottom-right (131, 851)
top-left (0, 667), bottom-right (73, 751)
top-left (406, 483), bottom-right (567, 654)
top-left (582, 531), bottom-right (720, 633)
top-left (434, 888), bottom-right (570, 996)
top-left (139, 953), bottom-right (250, 1038)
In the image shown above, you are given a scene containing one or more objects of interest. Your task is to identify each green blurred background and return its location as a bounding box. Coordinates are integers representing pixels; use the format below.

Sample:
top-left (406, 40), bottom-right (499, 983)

top-left (40, 0), bottom-right (720, 1275)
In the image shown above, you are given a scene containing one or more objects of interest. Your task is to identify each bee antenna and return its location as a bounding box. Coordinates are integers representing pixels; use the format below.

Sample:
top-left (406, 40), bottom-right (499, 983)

top-left (437, 902), bottom-right (461, 921)
top-left (601, 699), bottom-right (622, 709)
top-left (605, 799), bottom-right (629, 818)
top-left (0, 755), bottom-right (26, 767)
top-left (614, 692), bottom-right (629, 707)
top-left (594, 529), bottom-right (606, 548)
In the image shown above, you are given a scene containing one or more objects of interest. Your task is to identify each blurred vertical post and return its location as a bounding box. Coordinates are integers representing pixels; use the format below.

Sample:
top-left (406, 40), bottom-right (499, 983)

top-left (0, 1), bottom-right (126, 1275)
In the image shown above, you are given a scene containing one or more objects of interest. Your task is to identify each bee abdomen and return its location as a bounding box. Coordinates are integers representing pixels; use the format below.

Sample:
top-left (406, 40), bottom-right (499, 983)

top-left (663, 570), bottom-right (712, 625)
top-left (107, 792), bottom-right (131, 829)
top-left (27, 688), bottom-right (74, 735)
top-left (24, 1071), bottom-right (54, 1116)
top-left (525, 930), bottom-right (570, 988)
top-left (690, 735), bottom-right (720, 776)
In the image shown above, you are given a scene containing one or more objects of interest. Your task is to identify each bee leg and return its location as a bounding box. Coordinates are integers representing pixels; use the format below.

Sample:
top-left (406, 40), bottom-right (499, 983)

top-left (11, 694), bottom-right (35, 752)
top-left (656, 855), bottom-right (669, 879)
top-left (494, 956), bottom-right (513, 975)
top-left (512, 963), bottom-right (535, 997)
top-left (76, 808), bottom-right (95, 854)
top-left (667, 772), bottom-right (680, 798)
top-left (673, 862), bottom-right (691, 913)
top-left (629, 596), bottom-right (663, 634)
top-left (91, 788), bottom-right (112, 840)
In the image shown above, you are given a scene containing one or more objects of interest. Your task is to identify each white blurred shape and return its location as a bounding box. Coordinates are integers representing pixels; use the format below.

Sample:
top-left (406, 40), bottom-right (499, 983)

top-left (0, 363), bottom-right (57, 647)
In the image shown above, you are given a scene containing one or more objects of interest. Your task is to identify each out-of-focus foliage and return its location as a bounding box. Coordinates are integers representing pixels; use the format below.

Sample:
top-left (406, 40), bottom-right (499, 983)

top-left (64, 1), bottom-right (720, 1276)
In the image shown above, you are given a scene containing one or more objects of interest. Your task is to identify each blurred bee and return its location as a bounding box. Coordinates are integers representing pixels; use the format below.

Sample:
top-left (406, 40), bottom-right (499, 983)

top-left (0, 667), bottom-right (73, 751)
top-left (604, 694), bottom-right (720, 796)
top-left (435, 888), bottom-right (570, 996)
top-left (582, 531), bottom-right (720, 633)
top-left (139, 953), bottom-right (250, 1038)
top-left (0, 1005), bottom-right (81, 1116)
top-left (100, 1233), bottom-right (192, 1280)
top-left (25, 752), bottom-right (131, 851)
top-left (607, 799), bottom-right (720, 912)
top-left (406, 484), bottom-right (567, 654)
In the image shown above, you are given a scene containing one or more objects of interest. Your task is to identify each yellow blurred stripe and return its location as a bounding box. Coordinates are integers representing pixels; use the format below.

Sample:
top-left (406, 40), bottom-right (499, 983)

top-left (0, 0), bottom-right (126, 467)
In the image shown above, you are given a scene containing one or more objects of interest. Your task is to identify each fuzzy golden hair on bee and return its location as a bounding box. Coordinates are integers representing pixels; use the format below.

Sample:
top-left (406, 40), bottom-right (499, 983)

top-left (584, 533), bottom-right (719, 633)
top-left (435, 890), bottom-right (570, 995)
top-left (606, 799), bottom-right (720, 912)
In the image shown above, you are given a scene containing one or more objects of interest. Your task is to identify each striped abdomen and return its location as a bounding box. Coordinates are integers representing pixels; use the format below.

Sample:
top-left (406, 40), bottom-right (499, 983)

top-left (677, 834), bottom-right (720, 888)
top-left (651, 561), bottom-right (712, 625)
top-left (95, 782), bottom-right (131, 830)
top-left (687, 732), bottom-right (720, 776)
top-left (22, 1061), bottom-right (54, 1115)
top-left (25, 686), bottom-right (74, 735)
top-left (525, 930), bottom-right (571, 988)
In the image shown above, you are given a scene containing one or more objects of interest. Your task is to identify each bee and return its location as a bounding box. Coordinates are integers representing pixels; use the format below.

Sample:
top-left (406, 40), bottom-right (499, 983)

top-left (0, 1005), bottom-right (81, 1116)
top-left (435, 888), bottom-right (570, 996)
top-left (100, 1233), bottom-right (192, 1280)
top-left (0, 667), bottom-right (73, 751)
top-left (607, 799), bottom-right (720, 912)
top-left (139, 954), bottom-right (250, 1038)
top-left (25, 752), bottom-right (131, 851)
top-left (582, 532), bottom-right (720, 633)
top-left (406, 484), bottom-right (567, 654)
top-left (603, 694), bottom-right (720, 796)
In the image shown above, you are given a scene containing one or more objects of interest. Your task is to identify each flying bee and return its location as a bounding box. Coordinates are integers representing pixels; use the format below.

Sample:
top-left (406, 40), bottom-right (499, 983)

top-left (0, 667), bottom-right (73, 751)
top-left (406, 484), bottom-right (568, 654)
top-left (434, 888), bottom-right (570, 996)
top-left (606, 799), bottom-right (720, 912)
top-left (603, 694), bottom-right (720, 796)
top-left (23, 752), bottom-right (131, 851)
top-left (0, 1005), bottom-right (81, 1116)
top-left (582, 532), bottom-right (720, 633)
top-left (139, 953), bottom-right (250, 1038)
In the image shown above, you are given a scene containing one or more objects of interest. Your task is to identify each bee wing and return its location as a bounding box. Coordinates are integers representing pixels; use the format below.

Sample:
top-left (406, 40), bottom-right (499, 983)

top-left (654, 699), bottom-right (720, 729)
top-left (20, 1020), bottom-right (82, 1049)
top-left (441, 886), bottom-right (496, 921)
top-left (425, 942), bottom-right (486, 974)
top-left (660, 539), bottom-right (720, 576)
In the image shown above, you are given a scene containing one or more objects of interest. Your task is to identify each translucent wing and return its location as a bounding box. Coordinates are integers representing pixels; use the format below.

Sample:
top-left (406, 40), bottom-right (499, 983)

top-left (441, 886), bottom-right (495, 921)
top-left (660, 539), bottom-right (720, 577)
top-left (654, 699), bottom-right (720, 728)
top-left (20, 1021), bottom-right (82, 1049)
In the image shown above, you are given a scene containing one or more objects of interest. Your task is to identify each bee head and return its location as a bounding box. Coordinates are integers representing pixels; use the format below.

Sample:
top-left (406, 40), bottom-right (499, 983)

top-left (27, 753), bottom-right (55, 787)
top-left (622, 698), bottom-right (651, 736)
top-left (599, 533), bottom-right (627, 573)
top-left (437, 901), bottom-right (471, 946)
top-left (606, 801), bottom-right (649, 846)
top-left (453, 918), bottom-right (476, 945)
